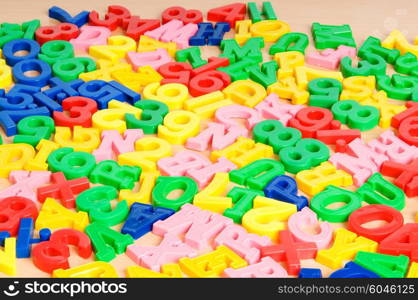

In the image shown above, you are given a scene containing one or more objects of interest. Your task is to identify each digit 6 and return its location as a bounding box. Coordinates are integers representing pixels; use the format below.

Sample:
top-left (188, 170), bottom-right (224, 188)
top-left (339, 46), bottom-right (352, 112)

top-left (189, 70), bottom-right (231, 97)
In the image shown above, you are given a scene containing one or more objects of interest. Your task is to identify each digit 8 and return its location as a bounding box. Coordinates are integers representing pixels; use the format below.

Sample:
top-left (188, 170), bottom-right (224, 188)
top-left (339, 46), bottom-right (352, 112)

top-left (331, 100), bottom-right (379, 131)
top-left (35, 23), bottom-right (79, 44)
top-left (279, 138), bottom-right (330, 173)
top-left (253, 119), bottom-right (302, 154)
top-left (162, 6), bottom-right (203, 24)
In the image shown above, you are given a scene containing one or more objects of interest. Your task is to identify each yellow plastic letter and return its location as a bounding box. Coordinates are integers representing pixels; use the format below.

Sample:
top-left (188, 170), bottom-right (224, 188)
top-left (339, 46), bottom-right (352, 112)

top-left (242, 196), bottom-right (297, 242)
top-left (158, 110), bottom-right (200, 144)
top-left (296, 162), bottom-right (353, 196)
top-left (193, 173), bottom-right (232, 213)
top-left (223, 80), bottom-right (267, 108)
top-left (35, 198), bottom-right (89, 232)
top-left (316, 228), bottom-right (378, 269)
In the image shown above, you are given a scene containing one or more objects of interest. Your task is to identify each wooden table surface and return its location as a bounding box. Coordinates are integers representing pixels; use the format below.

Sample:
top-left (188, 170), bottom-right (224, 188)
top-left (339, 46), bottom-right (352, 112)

top-left (0, 0), bottom-right (416, 278)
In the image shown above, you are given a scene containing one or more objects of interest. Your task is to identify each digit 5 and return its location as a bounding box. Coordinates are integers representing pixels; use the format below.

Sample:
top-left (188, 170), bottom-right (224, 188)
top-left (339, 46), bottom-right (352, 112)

top-left (158, 62), bottom-right (192, 86)
top-left (89, 5), bottom-right (131, 31)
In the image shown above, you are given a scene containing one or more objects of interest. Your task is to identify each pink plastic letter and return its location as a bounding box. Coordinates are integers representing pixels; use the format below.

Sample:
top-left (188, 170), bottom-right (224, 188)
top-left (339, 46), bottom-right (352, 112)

top-left (127, 48), bottom-right (172, 71)
top-left (223, 257), bottom-right (288, 278)
top-left (126, 233), bottom-right (196, 272)
top-left (215, 224), bottom-right (272, 264)
top-left (329, 138), bottom-right (389, 186)
top-left (145, 20), bottom-right (197, 49)
top-left (157, 150), bottom-right (211, 177)
top-left (145, 19), bottom-right (183, 40)
top-left (153, 204), bottom-right (232, 250)
top-left (187, 157), bottom-right (237, 188)
top-left (0, 171), bottom-right (51, 202)
top-left (368, 130), bottom-right (418, 164)
top-left (306, 45), bottom-right (356, 70)
top-left (215, 104), bottom-right (262, 130)
top-left (255, 93), bottom-right (303, 126)
top-left (93, 129), bottom-right (143, 162)
top-left (288, 207), bottom-right (332, 249)
top-left (70, 25), bottom-right (111, 52)
top-left (186, 122), bottom-right (248, 152)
